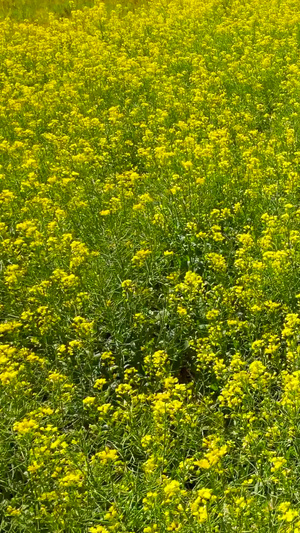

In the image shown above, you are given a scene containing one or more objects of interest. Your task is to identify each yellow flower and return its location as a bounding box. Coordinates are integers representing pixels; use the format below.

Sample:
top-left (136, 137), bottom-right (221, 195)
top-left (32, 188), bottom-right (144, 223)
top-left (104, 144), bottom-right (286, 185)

top-left (163, 479), bottom-right (181, 498)
top-left (206, 252), bottom-right (227, 272)
top-left (92, 447), bottom-right (118, 464)
top-left (89, 526), bottom-right (109, 533)
top-left (13, 418), bottom-right (39, 434)
top-left (59, 471), bottom-right (83, 487)
top-left (278, 501), bottom-right (299, 522)
top-left (131, 249), bottom-right (152, 266)
top-left (177, 305), bottom-right (188, 316)
top-left (83, 396), bottom-right (96, 406)
top-left (271, 456), bottom-right (287, 472)
top-left (94, 378), bottom-right (107, 390)
top-left (6, 506), bottom-right (21, 516)
top-left (97, 403), bottom-right (112, 415)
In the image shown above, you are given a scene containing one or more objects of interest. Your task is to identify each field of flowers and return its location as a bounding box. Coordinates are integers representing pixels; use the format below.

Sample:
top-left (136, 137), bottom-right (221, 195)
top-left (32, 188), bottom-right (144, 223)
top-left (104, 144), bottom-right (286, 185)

top-left (2, 0), bottom-right (300, 530)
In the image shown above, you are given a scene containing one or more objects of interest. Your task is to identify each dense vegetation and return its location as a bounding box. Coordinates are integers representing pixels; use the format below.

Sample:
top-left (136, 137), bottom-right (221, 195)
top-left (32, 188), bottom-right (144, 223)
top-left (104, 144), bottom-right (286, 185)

top-left (1, 0), bottom-right (300, 531)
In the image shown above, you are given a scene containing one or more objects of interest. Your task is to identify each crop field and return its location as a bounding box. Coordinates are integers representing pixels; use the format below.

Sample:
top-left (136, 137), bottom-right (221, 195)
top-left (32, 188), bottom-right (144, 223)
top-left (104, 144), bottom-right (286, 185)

top-left (2, 0), bottom-right (300, 531)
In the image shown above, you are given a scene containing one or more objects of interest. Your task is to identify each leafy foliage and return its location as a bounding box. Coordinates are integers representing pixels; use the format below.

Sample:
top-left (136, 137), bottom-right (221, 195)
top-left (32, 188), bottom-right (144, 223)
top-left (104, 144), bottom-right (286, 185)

top-left (1, 0), bottom-right (300, 531)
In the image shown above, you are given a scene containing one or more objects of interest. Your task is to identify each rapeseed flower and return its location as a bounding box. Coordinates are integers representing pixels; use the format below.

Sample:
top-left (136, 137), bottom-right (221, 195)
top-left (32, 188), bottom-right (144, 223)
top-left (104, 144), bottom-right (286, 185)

top-left (2, 0), bottom-right (300, 530)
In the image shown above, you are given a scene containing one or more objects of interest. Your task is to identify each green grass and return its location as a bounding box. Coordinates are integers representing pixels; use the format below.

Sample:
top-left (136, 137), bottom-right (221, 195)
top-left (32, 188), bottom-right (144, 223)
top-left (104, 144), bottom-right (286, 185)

top-left (0, 0), bottom-right (92, 20)
top-left (1, 0), bottom-right (300, 531)
top-left (0, 0), bottom-right (143, 21)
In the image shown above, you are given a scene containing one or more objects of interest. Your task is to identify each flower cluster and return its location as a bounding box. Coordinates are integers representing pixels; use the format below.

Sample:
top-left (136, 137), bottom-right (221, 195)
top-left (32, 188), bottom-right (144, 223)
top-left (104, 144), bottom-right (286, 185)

top-left (1, 0), bottom-right (300, 531)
